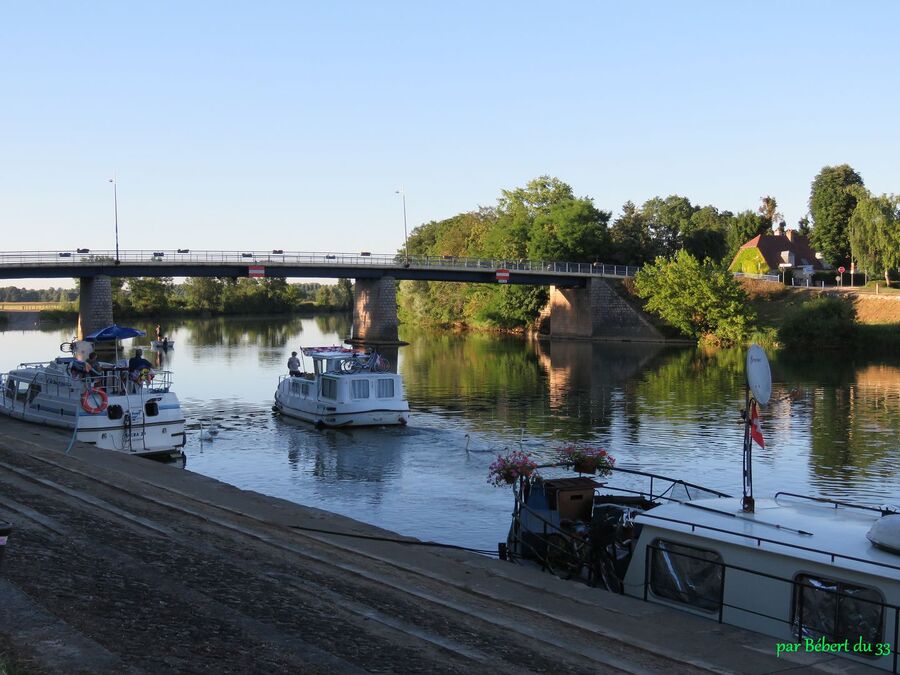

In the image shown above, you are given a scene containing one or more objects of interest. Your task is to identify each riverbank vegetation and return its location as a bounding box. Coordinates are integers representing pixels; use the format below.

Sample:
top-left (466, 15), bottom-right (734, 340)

top-left (34, 278), bottom-right (353, 322)
top-left (399, 169), bottom-right (898, 348)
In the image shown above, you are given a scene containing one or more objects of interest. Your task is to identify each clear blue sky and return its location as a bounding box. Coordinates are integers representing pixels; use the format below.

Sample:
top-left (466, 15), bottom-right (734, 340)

top-left (2, 2), bottom-right (898, 276)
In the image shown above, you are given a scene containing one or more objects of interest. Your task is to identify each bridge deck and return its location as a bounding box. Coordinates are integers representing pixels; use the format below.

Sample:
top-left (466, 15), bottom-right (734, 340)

top-left (0, 250), bottom-right (638, 283)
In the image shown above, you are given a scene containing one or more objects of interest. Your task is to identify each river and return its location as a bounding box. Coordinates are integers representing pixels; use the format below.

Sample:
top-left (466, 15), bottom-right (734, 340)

top-left (1, 314), bottom-right (899, 552)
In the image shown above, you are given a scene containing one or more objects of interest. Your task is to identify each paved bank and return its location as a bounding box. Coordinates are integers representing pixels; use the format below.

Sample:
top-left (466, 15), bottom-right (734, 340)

top-left (0, 417), bottom-right (879, 674)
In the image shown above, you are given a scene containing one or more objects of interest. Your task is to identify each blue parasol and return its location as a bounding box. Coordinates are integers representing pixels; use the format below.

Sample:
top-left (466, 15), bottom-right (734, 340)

top-left (84, 325), bottom-right (146, 342)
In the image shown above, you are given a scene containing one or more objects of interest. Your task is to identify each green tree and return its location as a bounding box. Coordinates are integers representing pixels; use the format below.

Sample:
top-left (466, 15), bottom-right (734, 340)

top-left (725, 210), bottom-right (769, 259)
top-left (633, 250), bottom-right (755, 346)
top-left (797, 214), bottom-right (811, 235)
top-left (779, 297), bottom-right (857, 349)
top-left (527, 198), bottom-right (611, 261)
top-left (683, 205), bottom-right (729, 261)
top-left (332, 278), bottom-right (353, 309)
top-left (757, 196), bottom-right (782, 229)
top-left (610, 201), bottom-right (653, 264)
top-left (184, 277), bottom-right (224, 312)
top-left (847, 189), bottom-right (900, 286)
top-left (809, 164), bottom-right (864, 267)
top-left (641, 195), bottom-right (696, 257)
top-left (126, 277), bottom-right (173, 315)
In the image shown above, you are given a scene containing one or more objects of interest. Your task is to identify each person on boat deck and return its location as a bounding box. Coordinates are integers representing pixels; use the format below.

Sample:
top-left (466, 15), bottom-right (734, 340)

top-left (85, 352), bottom-right (100, 375)
top-left (128, 349), bottom-right (153, 376)
top-left (287, 351), bottom-right (301, 377)
top-left (155, 324), bottom-right (162, 340)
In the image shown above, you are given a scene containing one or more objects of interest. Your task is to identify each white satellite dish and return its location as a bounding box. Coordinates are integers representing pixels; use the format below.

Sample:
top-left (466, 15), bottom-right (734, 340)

top-left (746, 344), bottom-right (772, 406)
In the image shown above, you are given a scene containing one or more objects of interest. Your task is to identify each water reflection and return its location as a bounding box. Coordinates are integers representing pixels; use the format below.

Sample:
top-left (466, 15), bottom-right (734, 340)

top-left (1, 316), bottom-right (898, 549)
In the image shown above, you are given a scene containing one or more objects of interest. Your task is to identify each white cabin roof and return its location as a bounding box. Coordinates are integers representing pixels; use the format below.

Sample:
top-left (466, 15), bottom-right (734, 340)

top-left (637, 496), bottom-right (900, 580)
top-left (301, 346), bottom-right (353, 359)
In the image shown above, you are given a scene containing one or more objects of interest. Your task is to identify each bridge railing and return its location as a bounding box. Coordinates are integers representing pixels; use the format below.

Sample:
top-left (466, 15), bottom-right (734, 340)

top-left (0, 250), bottom-right (640, 278)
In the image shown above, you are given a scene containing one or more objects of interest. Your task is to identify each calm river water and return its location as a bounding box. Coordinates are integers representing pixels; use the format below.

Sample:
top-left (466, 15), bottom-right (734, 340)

top-left (2, 315), bottom-right (899, 551)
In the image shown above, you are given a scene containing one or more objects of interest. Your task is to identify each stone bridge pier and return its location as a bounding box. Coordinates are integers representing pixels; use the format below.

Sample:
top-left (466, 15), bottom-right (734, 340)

top-left (549, 278), bottom-right (662, 341)
top-left (351, 277), bottom-right (399, 344)
top-left (77, 275), bottom-right (114, 341)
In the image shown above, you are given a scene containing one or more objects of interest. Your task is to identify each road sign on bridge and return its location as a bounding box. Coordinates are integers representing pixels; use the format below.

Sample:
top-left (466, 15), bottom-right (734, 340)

top-left (495, 268), bottom-right (510, 283)
top-left (249, 265), bottom-right (265, 278)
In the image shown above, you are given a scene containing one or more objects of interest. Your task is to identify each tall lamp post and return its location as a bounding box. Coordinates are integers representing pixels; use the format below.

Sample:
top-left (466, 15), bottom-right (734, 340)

top-left (109, 176), bottom-right (119, 264)
top-left (395, 189), bottom-right (409, 266)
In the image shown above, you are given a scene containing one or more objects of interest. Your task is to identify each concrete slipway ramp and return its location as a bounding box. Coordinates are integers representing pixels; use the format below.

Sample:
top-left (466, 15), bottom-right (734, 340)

top-left (0, 417), bottom-right (879, 674)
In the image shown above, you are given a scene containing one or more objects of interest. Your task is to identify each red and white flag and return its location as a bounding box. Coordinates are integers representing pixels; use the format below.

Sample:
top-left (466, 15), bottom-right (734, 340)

top-left (249, 265), bottom-right (265, 278)
top-left (750, 399), bottom-right (765, 448)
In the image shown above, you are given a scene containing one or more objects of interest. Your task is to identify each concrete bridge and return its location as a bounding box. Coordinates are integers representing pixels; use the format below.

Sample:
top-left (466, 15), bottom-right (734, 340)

top-left (0, 249), bottom-right (660, 342)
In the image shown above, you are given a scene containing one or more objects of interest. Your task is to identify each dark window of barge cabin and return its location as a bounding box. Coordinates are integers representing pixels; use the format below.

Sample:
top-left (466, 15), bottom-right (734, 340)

top-left (649, 539), bottom-right (723, 612)
top-left (792, 573), bottom-right (884, 648)
top-left (320, 377), bottom-right (337, 400)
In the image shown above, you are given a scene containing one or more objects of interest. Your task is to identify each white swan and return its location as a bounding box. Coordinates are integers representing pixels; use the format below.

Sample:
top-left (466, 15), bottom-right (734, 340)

top-left (199, 422), bottom-right (220, 441)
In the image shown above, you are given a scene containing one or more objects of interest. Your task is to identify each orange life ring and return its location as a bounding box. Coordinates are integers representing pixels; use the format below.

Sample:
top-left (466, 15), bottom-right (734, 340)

top-left (81, 388), bottom-right (109, 414)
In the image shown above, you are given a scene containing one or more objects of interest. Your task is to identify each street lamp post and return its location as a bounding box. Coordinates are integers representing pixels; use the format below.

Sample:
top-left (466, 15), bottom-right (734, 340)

top-left (395, 189), bottom-right (409, 266)
top-left (109, 176), bottom-right (119, 264)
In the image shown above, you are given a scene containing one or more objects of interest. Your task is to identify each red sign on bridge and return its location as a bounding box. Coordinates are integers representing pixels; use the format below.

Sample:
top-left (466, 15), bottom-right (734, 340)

top-left (249, 265), bottom-right (266, 278)
top-left (495, 268), bottom-right (510, 283)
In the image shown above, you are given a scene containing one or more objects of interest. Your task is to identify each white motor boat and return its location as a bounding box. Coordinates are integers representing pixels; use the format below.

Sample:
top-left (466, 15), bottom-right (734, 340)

top-left (150, 339), bottom-right (174, 350)
top-left (273, 346), bottom-right (409, 427)
top-left (0, 332), bottom-right (186, 459)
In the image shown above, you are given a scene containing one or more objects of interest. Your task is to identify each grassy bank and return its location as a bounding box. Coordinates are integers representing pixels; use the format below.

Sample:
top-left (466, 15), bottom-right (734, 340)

top-left (741, 279), bottom-right (900, 353)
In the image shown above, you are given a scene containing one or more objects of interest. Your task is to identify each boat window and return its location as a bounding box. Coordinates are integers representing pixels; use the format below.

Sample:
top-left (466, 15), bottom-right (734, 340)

top-left (320, 377), bottom-right (337, 400)
top-left (793, 573), bottom-right (884, 647)
top-left (649, 539), bottom-right (724, 612)
top-left (301, 383), bottom-right (310, 397)
top-left (15, 380), bottom-right (31, 402)
top-left (377, 378), bottom-right (394, 399)
top-left (291, 380), bottom-right (303, 395)
top-left (351, 380), bottom-right (370, 399)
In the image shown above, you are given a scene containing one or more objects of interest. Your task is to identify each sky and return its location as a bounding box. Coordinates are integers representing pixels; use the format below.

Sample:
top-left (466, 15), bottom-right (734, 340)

top-left (2, 2), bottom-right (899, 288)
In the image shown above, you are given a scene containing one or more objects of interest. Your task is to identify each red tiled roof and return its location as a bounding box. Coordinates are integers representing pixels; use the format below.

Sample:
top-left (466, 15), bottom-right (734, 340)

top-left (736, 232), bottom-right (824, 271)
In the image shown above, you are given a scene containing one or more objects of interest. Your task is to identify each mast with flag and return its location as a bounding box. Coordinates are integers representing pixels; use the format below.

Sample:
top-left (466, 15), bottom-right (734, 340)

top-left (742, 345), bottom-right (771, 513)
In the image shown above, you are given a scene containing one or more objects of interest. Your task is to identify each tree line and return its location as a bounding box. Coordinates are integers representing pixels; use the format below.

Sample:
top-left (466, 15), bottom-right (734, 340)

top-left (0, 286), bottom-right (78, 302)
top-left (104, 277), bottom-right (353, 316)
top-left (398, 167), bottom-right (898, 339)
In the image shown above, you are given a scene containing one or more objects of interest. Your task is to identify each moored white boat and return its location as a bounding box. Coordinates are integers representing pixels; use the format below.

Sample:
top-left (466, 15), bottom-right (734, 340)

top-left (504, 346), bottom-right (900, 671)
top-left (0, 329), bottom-right (186, 459)
top-left (150, 339), bottom-right (174, 350)
top-left (273, 346), bottom-right (409, 427)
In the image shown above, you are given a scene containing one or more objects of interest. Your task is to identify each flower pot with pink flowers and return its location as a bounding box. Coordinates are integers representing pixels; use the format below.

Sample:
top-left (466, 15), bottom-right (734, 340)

top-left (556, 445), bottom-right (615, 476)
top-left (487, 450), bottom-right (538, 487)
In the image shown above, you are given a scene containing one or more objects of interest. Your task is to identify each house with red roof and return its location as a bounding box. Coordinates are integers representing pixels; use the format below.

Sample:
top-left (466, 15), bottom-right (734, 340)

top-left (728, 231), bottom-right (827, 278)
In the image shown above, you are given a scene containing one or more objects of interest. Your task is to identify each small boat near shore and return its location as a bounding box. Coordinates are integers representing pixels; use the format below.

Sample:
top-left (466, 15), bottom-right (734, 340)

top-left (0, 326), bottom-right (185, 459)
top-left (273, 346), bottom-right (409, 427)
top-left (150, 339), bottom-right (174, 350)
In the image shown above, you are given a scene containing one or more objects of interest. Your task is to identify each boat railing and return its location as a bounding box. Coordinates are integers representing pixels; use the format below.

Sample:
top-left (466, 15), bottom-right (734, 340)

top-left (641, 541), bottom-right (900, 672)
top-left (637, 511), bottom-right (900, 576)
top-left (774, 491), bottom-right (900, 516)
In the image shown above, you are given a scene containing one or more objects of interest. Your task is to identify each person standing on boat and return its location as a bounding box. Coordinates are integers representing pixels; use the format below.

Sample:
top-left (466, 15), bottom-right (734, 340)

top-left (86, 352), bottom-right (100, 376)
top-left (287, 351), bottom-right (301, 377)
top-left (128, 349), bottom-right (154, 390)
top-left (155, 324), bottom-right (162, 341)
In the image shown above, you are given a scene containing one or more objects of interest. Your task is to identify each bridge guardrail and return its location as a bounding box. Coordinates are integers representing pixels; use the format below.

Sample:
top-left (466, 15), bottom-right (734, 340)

top-left (0, 250), bottom-right (640, 278)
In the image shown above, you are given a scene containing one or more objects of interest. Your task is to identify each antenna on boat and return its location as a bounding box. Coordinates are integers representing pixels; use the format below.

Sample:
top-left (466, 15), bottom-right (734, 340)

top-left (742, 344), bottom-right (771, 513)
